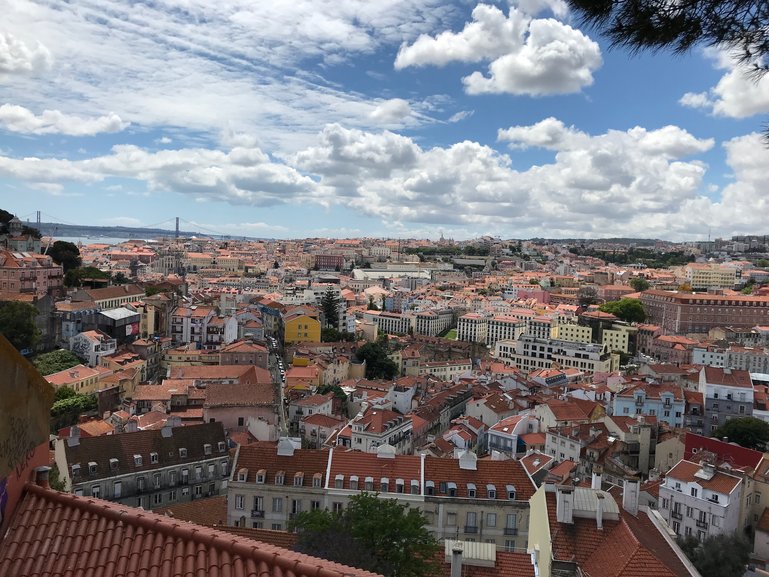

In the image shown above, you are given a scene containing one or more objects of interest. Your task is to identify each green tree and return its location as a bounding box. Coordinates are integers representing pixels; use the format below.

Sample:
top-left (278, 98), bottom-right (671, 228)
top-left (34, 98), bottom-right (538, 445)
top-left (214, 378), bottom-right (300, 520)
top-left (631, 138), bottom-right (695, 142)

top-left (54, 386), bottom-right (77, 402)
top-left (34, 349), bottom-right (81, 376)
top-left (630, 277), bottom-right (650, 292)
top-left (290, 492), bottom-right (439, 577)
top-left (599, 298), bottom-right (646, 323)
top-left (320, 287), bottom-right (340, 329)
top-left (0, 300), bottom-right (39, 351)
top-left (65, 266), bottom-right (110, 288)
top-left (356, 340), bottom-right (398, 380)
top-left (713, 416), bottom-right (769, 450)
top-left (49, 462), bottom-right (66, 491)
top-left (367, 296), bottom-right (379, 311)
top-left (757, 259), bottom-right (769, 268)
top-left (677, 533), bottom-right (751, 577)
top-left (47, 241), bottom-right (82, 273)
top-left (112, 271), bottom-right (129, 285)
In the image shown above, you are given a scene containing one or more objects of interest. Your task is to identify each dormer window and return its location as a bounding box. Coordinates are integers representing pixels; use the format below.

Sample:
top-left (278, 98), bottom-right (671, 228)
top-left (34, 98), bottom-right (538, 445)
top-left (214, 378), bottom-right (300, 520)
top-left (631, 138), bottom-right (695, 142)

top-left (380, 477), bottom-right (389, 493)
top-left (335, 474), bottom-right (344, 489)
top-left (134, 454), bottom-right (143, 467)
top-left (486, 484), bottom-right (497, 499)
top-left (467, 483), bottom-right (477, 498)
top-left (179, 448), bottom-right (187, 458)
top-left (410, 480), bottom-right (420, 495)
top-left (71, 464), bottom-right (81, 478)
top-left (218, 441), bottom-right (226, 452)
top-left (237, 468), bottom-right (248, 482)
top-left (109, 458), bottom-right (118, 471)
top-left (256, 469), bottom-right (266, 484)
top-left (349, 475), bottom-right (359, 490)
top-left (395, 479), bottom-right (404, 494)
top-left (150, 452), bottom-right (158, 464)
top-left (294, 472), bottom-right (304, 487)
top-left (447, 482), bottom-right (457, 497)
top-left (313, 472), bottom-right (323, 488)
top-left (204, 443), bottom-right (212, 456)
top-left (364, 476), bottom-right (374, 491)
top-left (275, 471), bottom-right (285, 485)
top-left (425, 480), bottom-right (435, 496)
top-left (506, 484), bottom-right (516, 500)
top-left (88, 461), bottom-right (97, 475)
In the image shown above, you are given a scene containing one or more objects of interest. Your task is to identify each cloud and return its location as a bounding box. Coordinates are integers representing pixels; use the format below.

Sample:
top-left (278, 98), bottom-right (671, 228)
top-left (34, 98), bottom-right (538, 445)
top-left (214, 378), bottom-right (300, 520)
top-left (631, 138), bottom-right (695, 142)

top-left (0, 104), bottom-right (129, 136)
top-left (680, 53), bottom-right (769, 118)
top-left (498, 116), bottom-right (584, 149)
top-left (369, 99), bottom-right (412, 123)
top-left (0, 32), bottom-right (51, 74)
top-left (102, 216), bottom-right (142, 226)
top-left (448, 110), bottom-right (474, 123)
top-left (395, 4), bottom-right (601, 96)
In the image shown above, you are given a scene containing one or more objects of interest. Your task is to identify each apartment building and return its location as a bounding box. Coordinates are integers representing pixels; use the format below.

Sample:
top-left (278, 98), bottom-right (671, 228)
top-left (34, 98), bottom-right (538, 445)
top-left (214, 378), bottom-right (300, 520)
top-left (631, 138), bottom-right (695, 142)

top-left (486, 316), bottom-right (526, 347)
top-left (698, 366), bottom-right (754, 434)
top-left (414, 309), bottom-right (454, 336)
top-left (684, 263), bottom-right (737, 290)
top-left (365, 310), bottom-right (415, 335)
top-left (70, 329), bottom-right (117, 367)
top-left (55, 421), bottom-right (229, 510)
top-left (0, 249), bottom-right (64, 297)
top-left (457, 313), bottom-right (488, 344)
top-left (613, 381), bottom-right (685, 428)
top-left (346, 406), bottom-right (413, 454)
top-left (227, 442), bottom-right (535, 550)
top-left (495, 335), bottom-right (618, 374)
top-left (72, 284), bottom-right (145, 310)
top-left (659, 459), bottom-right (743, 541)
top-left (641, 290), bottom-right (769, 333)
top-left (418, 359), bottom-right (473, 381)
top-left (486, 412), bottom-right (539, 457)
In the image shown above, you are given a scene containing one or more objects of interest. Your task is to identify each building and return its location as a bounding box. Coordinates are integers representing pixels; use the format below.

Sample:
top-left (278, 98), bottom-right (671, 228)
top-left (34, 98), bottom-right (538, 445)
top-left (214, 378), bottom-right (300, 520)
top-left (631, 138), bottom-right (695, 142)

top-left (486, 412), bottom-right (539, 457)
top-left (227, 441), bottom-right (535, 550)
top-left (284, 312), bottom-right (321, 344)
top-left (612, 381), bottom-right (685, 428)
top-left (457, 313), bottom-right (488, 343)
top-left (348, 406), bottom-right (413, 454)
top-left (641, 290), bottom-right (769, 334)
top-left (418, 358), bottom-right (473, 381)
top-left (698, 366), bottom-right (754, 434)
top-left (684, 263), bottom-right (737, 290)
top-left (495, 335), bottom-right (618, 374)
top-left (486, 316), bottom-right (527, 347)
top-left (414, 309), bottom-right (454, 337)
top-left (659, 459), bottom-right (743, 541)
top-left (54, 421), bottom-right (230, 510)
top-left (0, 249), bottom-right (64, 297)
top-left (71, 284), bottom-right (145, 309)
top-left (70, 329), bottom-right (117, 367)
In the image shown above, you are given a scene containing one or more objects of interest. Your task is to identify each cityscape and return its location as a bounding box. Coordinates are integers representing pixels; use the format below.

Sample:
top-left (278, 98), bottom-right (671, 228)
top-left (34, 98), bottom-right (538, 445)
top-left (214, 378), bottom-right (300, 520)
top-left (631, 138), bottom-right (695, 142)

top-left (2, 1), bottom-right (769, 576)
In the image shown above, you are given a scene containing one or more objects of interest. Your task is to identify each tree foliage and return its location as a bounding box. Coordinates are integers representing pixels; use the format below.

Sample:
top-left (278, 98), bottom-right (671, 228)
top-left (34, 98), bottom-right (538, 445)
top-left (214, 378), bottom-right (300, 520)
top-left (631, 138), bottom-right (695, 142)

top-left (0, 209), bottom-right (41, 238)
top-left (713, 416), bottom-right (769, 450)
top-left (321, 328), bottom-right (356, 342)
top-left (677, 533), bottom-right (751, 577)
top-left (65, 266), bottom-right (110, 288)
top-left (34, 349), bottom-right (81, 376)
top-left (599, 298), bottom-right (646, 323)
top-left (356, 338), bottom-right (399, 380)
top-left (630, 277), bottom-right (650, 292)
top-left (320, 287), bottom-right (340, 329)
top-left (51, 393), bottom-right (97, 417)
top-left (290, 492), bottom-right (440, 577)
top-left (47, 241), bottom-right (82, 273)
top-left (0, 300), bottom-right (39, 351)
top-left (54, 386), bottom-right (77, 402)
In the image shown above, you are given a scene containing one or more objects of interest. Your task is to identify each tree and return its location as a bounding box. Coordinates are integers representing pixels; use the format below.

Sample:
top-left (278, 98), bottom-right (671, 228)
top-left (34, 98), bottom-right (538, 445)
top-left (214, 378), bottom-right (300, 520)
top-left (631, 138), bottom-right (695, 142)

top-left (677, 533), bottom-right (751, 577)
top-left (630, 277), bottom-right (650, 292)
top-left (578, 285), bottom-right (599, 307)
top-left (320, 287), bottom-right (340, 330)
top-left (65, 266), bottom-right (110, 288)
top-left (356, 340), bottom-right (398, 380)
top-left (54, 386), bottom-right (77, 402)
top-left (599, 298), bottom-right (647, 323)
top-left (367, 296), bottom-right (379, 311)
top-left (112, 272), bottom-right (129, 285)
top-left (33, 349), bottom-right (81, 376)
top-left (566, 0), bottom-right (769, 137)
top-left (0, 300), bottom-right (39, 351)
top-left (290, 492), bottom-right (439, 577)
top-left (47, 241), bottom-right (82, 273)
top-left (713, 416), bottom-right (769, 450)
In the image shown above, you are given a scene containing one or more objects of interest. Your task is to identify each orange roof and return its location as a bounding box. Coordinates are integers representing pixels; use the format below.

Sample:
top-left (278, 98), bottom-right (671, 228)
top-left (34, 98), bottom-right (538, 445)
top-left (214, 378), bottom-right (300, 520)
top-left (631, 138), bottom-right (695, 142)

top-left (666, 460), bottom-right (741, 494)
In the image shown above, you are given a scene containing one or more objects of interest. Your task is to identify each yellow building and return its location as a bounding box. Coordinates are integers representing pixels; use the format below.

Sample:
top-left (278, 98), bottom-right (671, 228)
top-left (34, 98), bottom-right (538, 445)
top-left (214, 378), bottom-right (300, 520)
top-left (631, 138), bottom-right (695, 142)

top-left (602, 324), bottom-right (637, 354)
top-left (45, 364), bottom-right (104, 394)
top-left (552, 323), bottom-right (592, 343)
top-left (284, 313), bottom-right (321, 344)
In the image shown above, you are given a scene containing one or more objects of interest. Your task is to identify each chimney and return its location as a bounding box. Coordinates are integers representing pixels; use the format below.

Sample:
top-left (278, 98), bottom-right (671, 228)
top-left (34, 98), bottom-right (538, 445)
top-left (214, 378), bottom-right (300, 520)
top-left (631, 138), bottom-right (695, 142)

top-left (622, 477), bottom-right (640, 516)
top-left (67, 425), bottom-right (81, 446)
top-left (591, 466), bottom-right (603, 491)
top-left (35, 466), bottom-right (51, 489)
top-left (556, 486), bottom-right (574, 524)
top-left (596, 493), bottom-right (604, 530)
top-left (450, 542), bottom-right (463, 577)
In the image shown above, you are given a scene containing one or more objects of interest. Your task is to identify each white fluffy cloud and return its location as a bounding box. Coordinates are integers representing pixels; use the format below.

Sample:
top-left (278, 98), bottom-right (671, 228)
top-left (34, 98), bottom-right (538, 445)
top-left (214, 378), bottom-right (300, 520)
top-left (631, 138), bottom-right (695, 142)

top-left (369, 99), bottom-right (413, 123)
top-left (395, 4), bottom-right (601, 96)
top-left (0, 104), bottom-right (129, 135)
top-left (0, 31), bottom-right (51, 73)
top-left (680, 53), bottom-right (769, 118)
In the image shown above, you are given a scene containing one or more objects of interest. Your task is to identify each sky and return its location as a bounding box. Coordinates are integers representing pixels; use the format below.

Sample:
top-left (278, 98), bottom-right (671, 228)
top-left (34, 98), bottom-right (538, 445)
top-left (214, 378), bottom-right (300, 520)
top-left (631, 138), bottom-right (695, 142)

top-left (1, 0), bottom-right (768, 242)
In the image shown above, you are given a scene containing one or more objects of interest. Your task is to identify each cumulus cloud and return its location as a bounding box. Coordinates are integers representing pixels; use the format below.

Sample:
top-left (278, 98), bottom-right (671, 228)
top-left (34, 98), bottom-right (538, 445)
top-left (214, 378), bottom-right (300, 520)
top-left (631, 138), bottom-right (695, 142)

top-left (0, 104), bottom-right (129, 136)
top-left (448, 110), bottom-right (474, 123)
top-left (680, 53), bottom-right (769, 118)
top-left (369, 98), bottom-right (412, 123)
top-left (498, 116), bottom-right (585, 149)
top-left (0, 32), bottom-right (51, 74)
top-left (395, 4), bottom-right (601, 96)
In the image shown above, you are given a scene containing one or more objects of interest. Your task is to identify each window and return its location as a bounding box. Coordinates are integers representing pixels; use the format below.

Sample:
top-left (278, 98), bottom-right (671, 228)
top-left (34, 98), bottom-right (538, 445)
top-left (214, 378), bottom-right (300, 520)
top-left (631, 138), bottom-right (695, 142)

top-left (179, 448), bottom-right (187, 459)
top-left (169, 471), bottom-right (177, 486)
top-left (294, 473), bottom-right (304, 487)
top-left (204, 444), bottom-right (212, 456)
top-left (313, 473), bottom-right (323, 488)
top-left (154, 473), bottom-right (161, 489)
top-left (380, 478), bottom-right (389, 493)
top-left (195, 466), bottom-right (203, 481)
top-left (506, 514), bottom-right (517, 530)
top-left (332, 502), bottom-right (343, 513)
top-left (134, 454), bottom-right (143, 466)
top-left (447, 482), bottom-right (456, 497)
top-left (691, 488), bottom-right (698, 497)
top-left (311, 500), bottom-right (321, 511)
top-left (467, 483), bottom-right (477, 498)
top-left (137, 477), bottom-right (146, 493)
top-left (349, 476), bottom-right (358, 490)
top-left (256, 469), bottom-right (265, 484)
top-left (150, 452), bottom-right (158, 464)
top-left (504, 540), bottom-right (515, 552)
top-left (275, 471), bottom-right (285, 485)
top-left (672, 521), bottom-right (680, 534)
top-left (425, 481), bottom-right (434, 496)
top-left (153, 493), bottom-right (163, 505)
top-left (487, 512), bottom-right (497, 527)
top-left (218, 441), bottom-right (226, 453)
top-left (487, 484), bottom-right (497, 499)
top-left (507, 484), bottom-right (516, 500)
top-left (109, 458), bottom-right (118, 471)
top-left (396, 479), bottom-right (404, 494)
top-left (272, 498), bottom-right (283, 513)
top-left (272, 523), bottom-right (282, 531)
top-left (334, 474), bottom-right (344, 489)
top-left (113, 481), bottom-right (122, 498)
top-left (447, 512), bottom-right (457, 526)
top-left (194, 485), bottom-right (202, 497)
top-left (236, 494), bottom-right (245, 510)
top-left (91, 485), bottom-right (100, 498)
top-left (466, 511), bottom-right (477, 529)
top-left (292, 499), bottom-right (302, 515)
top-left (411, 480), bottom-right (420, 495)
top-left (88, 462), bottom-right (97, 475)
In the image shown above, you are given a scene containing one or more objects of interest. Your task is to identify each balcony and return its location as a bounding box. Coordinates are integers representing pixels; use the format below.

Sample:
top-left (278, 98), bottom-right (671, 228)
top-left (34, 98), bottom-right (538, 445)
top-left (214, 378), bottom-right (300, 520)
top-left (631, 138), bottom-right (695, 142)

top-left (696, 520), bottom-right (708, 529)
top-left (251, 510), bottom-right (265, 519)
top-left (464, 526), bottom-right (479, 534)
top-left (671, 511), bottom-right (683, 520)
top-left (503, 527), bottom-right (518, 536)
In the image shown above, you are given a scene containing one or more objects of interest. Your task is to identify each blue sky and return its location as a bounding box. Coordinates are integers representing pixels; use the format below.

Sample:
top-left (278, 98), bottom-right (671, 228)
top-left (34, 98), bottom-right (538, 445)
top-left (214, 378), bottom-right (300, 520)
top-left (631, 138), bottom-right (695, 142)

top-left (1, 0), bottom-right (768, 241)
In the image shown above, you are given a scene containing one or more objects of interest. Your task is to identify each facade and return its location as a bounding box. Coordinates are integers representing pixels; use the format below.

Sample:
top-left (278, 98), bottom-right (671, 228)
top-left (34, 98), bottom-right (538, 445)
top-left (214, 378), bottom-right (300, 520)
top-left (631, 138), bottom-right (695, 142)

top-left (70, 329), bottom-right (118, 367)
top-left (0, 249), bottom-right (64, 297)
top-left (170, 305), bottom-right (216, 345)
top-left (495, 335), bottom-right (618, 374)
top-left (659, 459), bottom-right (743, 541)
top-left (486, 316), bottom-right (526, 347)
top-left (486, 412), bottom-right (539, 457)
top-left (414, 309), bottom-right (454, 336)
top-left (457, 313), bottom-right (488, 343)
top-left (72, 284), bottom-right (145, 309)
top-left (366, 311), bottom-right (414, 335)
top-left (641, 290), bottom-right (769, 333)
top-left (284, 313), bottom-right (321, 344)
top-left (684, 263), bottom-right (737, 290)
top-left (55, 421), bottom-right (230, 510)
top-left (418, 359), bottom-right (473, 381)
top-left (348, 406), bottom-right (413, 454)
top-left (227, 442), bottom-right (535, 550)
top-left (698, 366), bottom-right (754, 434)
top-left (612, 382), bottom-right (685, 428)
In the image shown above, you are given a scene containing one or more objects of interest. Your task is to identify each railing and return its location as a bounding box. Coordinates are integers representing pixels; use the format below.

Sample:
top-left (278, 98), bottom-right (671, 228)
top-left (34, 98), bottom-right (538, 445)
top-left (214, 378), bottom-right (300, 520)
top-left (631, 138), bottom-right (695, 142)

top-left (504, 527), bottom-right (518, 536)
top-left (696, 520), bottom-right (708, 529)
top-left (671, 511), bottom-right (683, 520)
top-left (464, 526), bottom-right (478, 534)
top-left (251, 510), bottom-right (265, 518)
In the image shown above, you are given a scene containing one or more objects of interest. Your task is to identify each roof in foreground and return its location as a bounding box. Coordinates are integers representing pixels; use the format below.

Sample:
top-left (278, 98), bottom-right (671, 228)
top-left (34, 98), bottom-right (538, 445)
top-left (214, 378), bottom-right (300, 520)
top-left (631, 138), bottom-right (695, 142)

top-left (0, 484), bottom-right (383, 577)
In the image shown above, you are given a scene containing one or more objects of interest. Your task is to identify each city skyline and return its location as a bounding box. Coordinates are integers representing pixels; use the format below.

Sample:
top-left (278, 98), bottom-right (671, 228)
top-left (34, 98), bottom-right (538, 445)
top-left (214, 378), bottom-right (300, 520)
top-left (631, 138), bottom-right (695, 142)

top-left (1, 0), bottom-right (768, 241)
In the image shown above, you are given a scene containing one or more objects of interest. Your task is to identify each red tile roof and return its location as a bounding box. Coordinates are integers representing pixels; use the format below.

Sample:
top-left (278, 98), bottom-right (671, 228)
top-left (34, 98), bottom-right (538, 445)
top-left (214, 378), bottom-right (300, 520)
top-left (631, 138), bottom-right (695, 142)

top-left (0, 484), bottom-right (382, 577)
